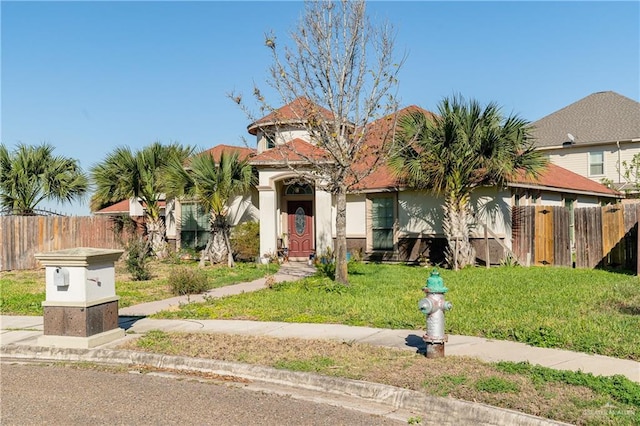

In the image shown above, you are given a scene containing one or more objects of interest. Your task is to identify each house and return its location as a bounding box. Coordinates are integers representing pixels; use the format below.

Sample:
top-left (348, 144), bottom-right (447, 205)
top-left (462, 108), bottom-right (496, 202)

top-left (98, 97), bottom-right (621, 264)
top-left (531, 91), bottom-right (640, 195)
top-left (172, 98), bottom-right (619, 264)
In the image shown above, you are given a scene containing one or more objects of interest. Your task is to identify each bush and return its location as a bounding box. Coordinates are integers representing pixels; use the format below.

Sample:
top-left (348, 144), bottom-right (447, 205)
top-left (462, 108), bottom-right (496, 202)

top-left (230, 221), bottom-right (260, 261)
top-left (125, 237), bottom-right (152, 281)
top-left (168, 266), bottom-right (210, 296)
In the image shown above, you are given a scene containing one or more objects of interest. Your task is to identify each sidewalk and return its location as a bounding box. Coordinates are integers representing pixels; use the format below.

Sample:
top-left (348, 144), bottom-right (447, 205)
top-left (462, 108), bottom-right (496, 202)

top-left (1, 262), bottom-right (638, 383)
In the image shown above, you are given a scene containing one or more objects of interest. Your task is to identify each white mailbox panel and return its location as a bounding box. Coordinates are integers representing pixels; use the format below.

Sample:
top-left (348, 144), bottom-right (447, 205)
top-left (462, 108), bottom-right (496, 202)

top-left (53, 267), bottom-right (70, 287)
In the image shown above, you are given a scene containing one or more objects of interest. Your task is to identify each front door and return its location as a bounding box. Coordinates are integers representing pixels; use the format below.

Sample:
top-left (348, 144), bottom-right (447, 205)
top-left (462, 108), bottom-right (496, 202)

top-left (287, 200), bottom-right (313, 258)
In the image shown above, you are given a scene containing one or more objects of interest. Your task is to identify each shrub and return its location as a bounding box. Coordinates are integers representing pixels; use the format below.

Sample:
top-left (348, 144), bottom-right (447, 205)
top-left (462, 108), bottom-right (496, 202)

top-left (168, 266), bottom-right (210, 296)
top-left (125, 236), bottom-right (152, 281)
top-left (230, 221), bottom-right (260, 261)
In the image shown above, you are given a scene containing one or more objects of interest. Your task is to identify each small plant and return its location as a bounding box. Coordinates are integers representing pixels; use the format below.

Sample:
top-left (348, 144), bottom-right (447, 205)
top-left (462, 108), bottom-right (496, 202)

top-left (168, 266), bottom-right (210, 296)
top-left (124, 236), bottom-right (152, 281)
top-left (500, 253), bottom-right (519, 267)
top-left (265, 274), bottom-right (276, 289)
top-left (231, 221), bottom-right (260, 262)
top-left (407, 416), bottom-right (423, 425)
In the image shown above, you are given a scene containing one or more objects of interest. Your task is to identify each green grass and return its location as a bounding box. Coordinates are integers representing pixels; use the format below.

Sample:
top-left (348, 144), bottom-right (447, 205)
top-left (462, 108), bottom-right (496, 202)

top-left (0, 261), bottom-right (279, 314)
top-left (155, 263), bottom-right (640, 360)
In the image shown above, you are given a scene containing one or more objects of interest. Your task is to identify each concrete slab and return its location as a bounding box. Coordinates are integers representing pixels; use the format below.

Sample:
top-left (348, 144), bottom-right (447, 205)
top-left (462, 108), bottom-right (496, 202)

top-left (263, 323), bottom-right (385, 342)
top-left (0, 330), bottom-right (41, 346)
top-left (0, 316), bottom-right (43, 330)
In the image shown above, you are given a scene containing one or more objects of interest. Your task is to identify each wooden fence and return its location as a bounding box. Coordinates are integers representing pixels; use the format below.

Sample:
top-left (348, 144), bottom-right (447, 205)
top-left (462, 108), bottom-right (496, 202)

top-left (512, 204), bottom-right (639, 271)
top-left (0, 216), bottom-right (126, 271)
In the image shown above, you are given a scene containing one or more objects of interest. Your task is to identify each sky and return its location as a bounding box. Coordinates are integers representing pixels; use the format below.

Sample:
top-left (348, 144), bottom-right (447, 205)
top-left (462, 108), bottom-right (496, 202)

top-left (2, 1), bottom-right (639, 216)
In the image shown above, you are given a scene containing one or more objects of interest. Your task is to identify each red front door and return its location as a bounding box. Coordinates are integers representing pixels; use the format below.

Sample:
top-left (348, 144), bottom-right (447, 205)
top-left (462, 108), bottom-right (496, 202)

top-left (287, 200), bottom-right (313, 258)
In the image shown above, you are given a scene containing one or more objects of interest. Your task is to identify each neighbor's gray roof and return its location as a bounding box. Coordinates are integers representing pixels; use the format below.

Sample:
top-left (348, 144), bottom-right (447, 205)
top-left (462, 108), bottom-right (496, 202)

top-left (531, 91), bottom-right (640, 148)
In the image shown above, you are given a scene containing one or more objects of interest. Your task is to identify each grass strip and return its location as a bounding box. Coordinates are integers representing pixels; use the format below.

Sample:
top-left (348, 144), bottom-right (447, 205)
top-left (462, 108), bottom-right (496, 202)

top-left (121, 330), bottom-right (640, 426)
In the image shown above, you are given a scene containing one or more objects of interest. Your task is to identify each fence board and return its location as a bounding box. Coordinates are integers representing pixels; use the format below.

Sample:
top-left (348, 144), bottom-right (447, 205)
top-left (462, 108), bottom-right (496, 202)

top-left (0, 216), bottom-right (125, 271)
top-left (553, 206), bottom-right (571, 266)
top-left (534, 206), bottom-right (554, 266)
top-left (602, 205), bottom-right (625, 266)
top-left (575, 207), bottom-right (602, 268)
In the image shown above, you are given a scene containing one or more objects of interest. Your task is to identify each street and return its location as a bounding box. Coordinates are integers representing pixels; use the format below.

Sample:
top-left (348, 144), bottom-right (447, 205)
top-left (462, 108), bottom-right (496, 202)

top-left (1, 363), bottom-right (405, 425)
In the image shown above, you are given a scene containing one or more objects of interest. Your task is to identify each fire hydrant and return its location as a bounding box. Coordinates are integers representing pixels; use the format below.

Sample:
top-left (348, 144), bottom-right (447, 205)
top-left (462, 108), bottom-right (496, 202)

top-left (419, 269), bottom-right (452, 358)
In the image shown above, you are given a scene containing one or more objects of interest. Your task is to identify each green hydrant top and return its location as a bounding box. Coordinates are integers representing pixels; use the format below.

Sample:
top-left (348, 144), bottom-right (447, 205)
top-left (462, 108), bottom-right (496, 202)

top-left (424, 269), bottom-right (448, 293)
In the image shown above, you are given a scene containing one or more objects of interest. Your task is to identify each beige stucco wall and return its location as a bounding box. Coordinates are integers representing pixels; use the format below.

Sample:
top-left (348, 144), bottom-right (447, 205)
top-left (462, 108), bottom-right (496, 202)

top-left (397, 191), bottom-right (443, 236)
top-left (256, 127), bottom-right (311, 152)
top-left (396, 188), bottom-right (512, 239)
top-left (345, 194), bottom-right (366, 237)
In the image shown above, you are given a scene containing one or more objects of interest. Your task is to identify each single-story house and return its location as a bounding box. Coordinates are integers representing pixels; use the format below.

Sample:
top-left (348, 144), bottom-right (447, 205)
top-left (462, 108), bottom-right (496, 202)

top-left (164, 98), bottom-right (621, 264)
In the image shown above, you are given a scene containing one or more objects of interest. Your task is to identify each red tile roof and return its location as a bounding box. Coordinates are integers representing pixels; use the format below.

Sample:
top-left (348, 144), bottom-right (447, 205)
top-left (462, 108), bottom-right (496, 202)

top-left (94, 199), bottom-right (167, 215)
top-left (250, 138), bottom-right (330, 164)
top-left (510, 163), bottom-right (621, 197)
top-left (94, 199), bottom-right (130, 215)
top-left (353, 106), bottom-right (436, 190)
top-left (247, 97), bottom-right (336, 135)
top-left (198, 144), bottom-right (255, 162)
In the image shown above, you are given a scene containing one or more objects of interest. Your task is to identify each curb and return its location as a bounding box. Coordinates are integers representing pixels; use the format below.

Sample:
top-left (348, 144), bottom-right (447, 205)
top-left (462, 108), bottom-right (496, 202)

top-left (1, 344), bottom-right (568, 426)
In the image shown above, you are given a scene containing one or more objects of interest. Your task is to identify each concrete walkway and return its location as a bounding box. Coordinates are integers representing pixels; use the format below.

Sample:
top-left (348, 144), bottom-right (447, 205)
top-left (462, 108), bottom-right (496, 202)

top-left (1, 261), bottom-right (638, 383)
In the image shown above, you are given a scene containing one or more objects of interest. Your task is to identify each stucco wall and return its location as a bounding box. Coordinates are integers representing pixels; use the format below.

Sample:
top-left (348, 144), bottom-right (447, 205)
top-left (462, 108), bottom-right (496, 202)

top-left (345, 194), bottom-right (366, 237)
top-left (397, 188), bottom-right (512, 238)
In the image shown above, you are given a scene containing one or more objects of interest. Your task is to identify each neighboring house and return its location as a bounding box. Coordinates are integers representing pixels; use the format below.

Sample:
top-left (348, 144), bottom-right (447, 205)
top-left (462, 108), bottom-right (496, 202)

top-left (98, 97), bottom-right (621, 264)
top-left (531, 91), bottom-right (640, 195)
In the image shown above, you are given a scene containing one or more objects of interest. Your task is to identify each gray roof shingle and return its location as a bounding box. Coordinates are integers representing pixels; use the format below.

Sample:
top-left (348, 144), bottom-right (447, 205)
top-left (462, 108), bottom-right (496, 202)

top-left (531, 91), bottom-right (640, 148)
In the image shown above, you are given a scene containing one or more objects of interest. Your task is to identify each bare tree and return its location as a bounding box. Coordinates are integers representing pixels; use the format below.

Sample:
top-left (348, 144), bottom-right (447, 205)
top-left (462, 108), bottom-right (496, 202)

top-left (233, 0), bottom-right (402, 284)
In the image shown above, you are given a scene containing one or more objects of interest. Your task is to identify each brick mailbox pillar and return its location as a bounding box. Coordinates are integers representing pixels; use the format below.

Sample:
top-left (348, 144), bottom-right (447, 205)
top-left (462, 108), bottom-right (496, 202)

top-left (35, 247), bottom-right (125, 348)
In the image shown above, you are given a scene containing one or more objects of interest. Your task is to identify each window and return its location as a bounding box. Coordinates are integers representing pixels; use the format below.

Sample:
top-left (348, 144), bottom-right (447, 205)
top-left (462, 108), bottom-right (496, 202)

top-left (180, 203), bottom-right (209, 250)
top-left (285, 183), bottom-right (313, 195)
top-left (265, 132), bottom-right (276, 149)
top-left (371, 197), bottom-right (395, 250)
top-left (589, 151), bottom-right (604, 176)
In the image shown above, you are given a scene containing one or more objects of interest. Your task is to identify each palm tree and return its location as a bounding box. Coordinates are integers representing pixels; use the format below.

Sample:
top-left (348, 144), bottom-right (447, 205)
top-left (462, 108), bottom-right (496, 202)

top-left (165, 150), bottom-right (255, 267)
top-left (390, 95), bottom-right (547, 270)
top-left (0, 143), bottom-right (88, 215)
top-left (91, 142), bottom-right (193, 258)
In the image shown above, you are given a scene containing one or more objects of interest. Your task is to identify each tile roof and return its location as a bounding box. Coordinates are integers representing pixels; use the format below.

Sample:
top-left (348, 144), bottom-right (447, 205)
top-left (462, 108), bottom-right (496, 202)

top-left (510, 163), bottom-right (620, 197)
top-left (94, 199), bottom-right (130, 215)
top-left (531, 91), bottom-right (640, 148)
top-left (351, 105), bottom-right (435, 191)
top-left (94, 199), bottom-right (167, 215)
top-left (247, 97), bottom-right (336, 135)
top-left (250, 138), bottom-right (330, 165)
top-left (199, 144), bottom-right (255, 162)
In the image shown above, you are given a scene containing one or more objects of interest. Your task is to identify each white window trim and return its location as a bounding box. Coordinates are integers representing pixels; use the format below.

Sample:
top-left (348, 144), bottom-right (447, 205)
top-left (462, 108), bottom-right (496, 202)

top-left (588, 151), bottom-right (605, 177)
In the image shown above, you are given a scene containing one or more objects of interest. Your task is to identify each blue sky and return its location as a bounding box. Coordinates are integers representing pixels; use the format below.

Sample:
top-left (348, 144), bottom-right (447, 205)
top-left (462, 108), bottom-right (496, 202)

top-left (2, 1), bottom-right (639, 215)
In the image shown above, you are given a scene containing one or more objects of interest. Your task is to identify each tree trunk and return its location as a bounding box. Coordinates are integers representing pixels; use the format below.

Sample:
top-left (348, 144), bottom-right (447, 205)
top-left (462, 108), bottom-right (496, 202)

top-left (146, 217), bottom-right (167, 259)
top-left (223, 225), bottom-right (235, 268)
top-left (443, 195), bottom-right (475, 270)
top-left (334, 187), bottom-right (349, 285)
top-left (205, 214), bottom-right (229, 266)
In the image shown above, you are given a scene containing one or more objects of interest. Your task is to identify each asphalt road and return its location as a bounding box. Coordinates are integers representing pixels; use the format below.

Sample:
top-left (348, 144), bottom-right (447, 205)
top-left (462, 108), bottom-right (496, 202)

top-left (1, 363), bottom-right (405, 426)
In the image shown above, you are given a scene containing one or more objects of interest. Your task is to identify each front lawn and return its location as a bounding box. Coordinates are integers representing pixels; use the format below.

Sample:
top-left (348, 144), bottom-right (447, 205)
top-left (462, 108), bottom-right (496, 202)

top-left (0, 261), bottom-right (278, 315)
top-left (155, 263), bottom-right (640, 360)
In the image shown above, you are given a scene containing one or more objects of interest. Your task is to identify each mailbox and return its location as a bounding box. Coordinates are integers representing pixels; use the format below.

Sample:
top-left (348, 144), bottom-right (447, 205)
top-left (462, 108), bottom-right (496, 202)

top-left (35, 247), bottom-right (124, 349)
top-left (53, 267), bottom-right (69, 287)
